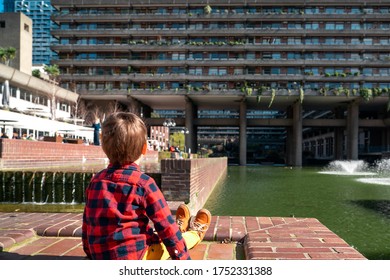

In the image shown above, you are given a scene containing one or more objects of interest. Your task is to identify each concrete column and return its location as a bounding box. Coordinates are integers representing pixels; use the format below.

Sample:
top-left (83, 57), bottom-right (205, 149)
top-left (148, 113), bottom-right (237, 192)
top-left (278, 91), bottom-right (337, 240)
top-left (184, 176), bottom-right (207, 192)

top-left (285, 106), bottom-right (293, 166)
top-left (185, 97), bottom-right (197, 153)
top-left (239, 99), bottom-right (247, 165)
top-left (334, 107), bottom-right (344, 160)
top-left (291, 101), bottom-right (303, 166)
top-left (347, 101), bottom-right (359, 160)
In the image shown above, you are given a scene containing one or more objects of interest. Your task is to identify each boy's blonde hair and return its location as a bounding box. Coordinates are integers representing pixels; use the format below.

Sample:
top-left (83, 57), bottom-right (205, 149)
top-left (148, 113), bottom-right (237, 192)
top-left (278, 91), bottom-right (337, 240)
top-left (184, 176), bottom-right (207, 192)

top-left (101, 112), bottom-right (147, 165)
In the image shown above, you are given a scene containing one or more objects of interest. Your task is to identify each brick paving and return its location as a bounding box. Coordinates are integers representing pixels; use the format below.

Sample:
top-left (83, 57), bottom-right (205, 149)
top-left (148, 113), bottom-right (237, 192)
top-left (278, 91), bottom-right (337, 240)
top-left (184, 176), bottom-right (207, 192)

top-left (0, 212), bottom-right (366, 260)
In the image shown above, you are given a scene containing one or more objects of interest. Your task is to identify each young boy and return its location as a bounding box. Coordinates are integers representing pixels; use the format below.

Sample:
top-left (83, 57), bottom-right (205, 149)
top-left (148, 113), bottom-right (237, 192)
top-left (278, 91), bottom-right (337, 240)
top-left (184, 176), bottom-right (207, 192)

top-left (82, 112), bottom-right (211, 260)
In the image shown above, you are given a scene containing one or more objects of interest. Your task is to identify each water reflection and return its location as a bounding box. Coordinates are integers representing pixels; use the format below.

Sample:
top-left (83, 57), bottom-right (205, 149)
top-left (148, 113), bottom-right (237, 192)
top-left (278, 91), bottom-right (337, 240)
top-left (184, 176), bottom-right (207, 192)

top-left (351, 200), bottom-right (390, 219)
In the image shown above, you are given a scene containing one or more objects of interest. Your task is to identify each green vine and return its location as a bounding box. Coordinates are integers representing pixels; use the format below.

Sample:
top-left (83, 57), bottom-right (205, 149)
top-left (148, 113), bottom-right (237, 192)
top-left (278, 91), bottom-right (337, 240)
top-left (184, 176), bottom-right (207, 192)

top-left (299, 87), bottom-right (304, 103)
top-left (268, 88), bottom-right (276, 108)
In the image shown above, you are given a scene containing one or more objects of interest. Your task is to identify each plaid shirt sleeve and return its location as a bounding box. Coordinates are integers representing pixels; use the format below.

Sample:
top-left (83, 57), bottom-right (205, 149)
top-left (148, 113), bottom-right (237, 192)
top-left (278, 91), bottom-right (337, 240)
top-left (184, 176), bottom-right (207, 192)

top-left (143, 177), bottom-right (191, 260)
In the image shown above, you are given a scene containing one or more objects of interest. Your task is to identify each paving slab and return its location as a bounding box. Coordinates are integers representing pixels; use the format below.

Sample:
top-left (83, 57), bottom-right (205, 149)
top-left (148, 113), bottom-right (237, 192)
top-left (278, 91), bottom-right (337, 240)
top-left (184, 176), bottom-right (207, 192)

top-left (0, 212), bottom-right (366, 260)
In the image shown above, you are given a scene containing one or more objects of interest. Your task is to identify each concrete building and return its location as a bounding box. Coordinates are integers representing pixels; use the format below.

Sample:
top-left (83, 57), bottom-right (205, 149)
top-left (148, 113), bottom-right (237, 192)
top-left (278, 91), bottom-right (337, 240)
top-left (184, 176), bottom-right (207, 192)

top-left (50, 0), bottom-right (390, 166)
top-left (0, 12), bottom-right (32, 74)
top-left (0, 63), bottom-right (94, 141)
top-left (3, 0), bottom-right (58, 66)
top-left (0, 13), bottom-right (92, 142)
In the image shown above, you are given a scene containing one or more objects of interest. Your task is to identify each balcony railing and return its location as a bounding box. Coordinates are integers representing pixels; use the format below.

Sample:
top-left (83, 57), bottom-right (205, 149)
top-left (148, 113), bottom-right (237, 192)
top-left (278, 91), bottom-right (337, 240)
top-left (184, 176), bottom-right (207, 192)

top-left (51, 27), bottom-right (390, 38)
top-left (51, 43), bottom-right (390, 53)
top-left (52, 58), bottom-right (390, 69)
top-left (58, 73), bottom-right (390, 84)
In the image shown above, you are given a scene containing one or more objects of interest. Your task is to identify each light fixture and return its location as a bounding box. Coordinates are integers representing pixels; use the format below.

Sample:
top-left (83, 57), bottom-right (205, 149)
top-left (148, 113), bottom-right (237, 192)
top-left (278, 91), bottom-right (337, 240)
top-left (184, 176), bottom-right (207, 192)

top-left (163, 118), bottom-right (176, 127)
top-left (181, 128), bottom-right (189, 134)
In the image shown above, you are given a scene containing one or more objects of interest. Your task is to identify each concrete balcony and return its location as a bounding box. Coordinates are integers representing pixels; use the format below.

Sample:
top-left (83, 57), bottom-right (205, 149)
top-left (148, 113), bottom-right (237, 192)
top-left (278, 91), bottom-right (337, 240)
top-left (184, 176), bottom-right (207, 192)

top-left (51, 27), bottom-right (390, 38)
top-left (59, 72), bottom-right (390, 85)
top-left (51, 9), bottom-right (390, 25)
top-left (53, 58), bottom-right (390, 69)
top-left (51, 43), bottom-right (390, 53)
top-left (51, 0), bottom-right (379, 7)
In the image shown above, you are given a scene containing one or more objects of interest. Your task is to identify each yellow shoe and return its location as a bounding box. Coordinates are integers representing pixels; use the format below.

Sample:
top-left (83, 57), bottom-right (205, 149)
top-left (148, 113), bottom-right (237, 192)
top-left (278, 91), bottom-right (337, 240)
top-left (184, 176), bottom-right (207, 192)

top-left (176, 204), bottom-right (191, 232)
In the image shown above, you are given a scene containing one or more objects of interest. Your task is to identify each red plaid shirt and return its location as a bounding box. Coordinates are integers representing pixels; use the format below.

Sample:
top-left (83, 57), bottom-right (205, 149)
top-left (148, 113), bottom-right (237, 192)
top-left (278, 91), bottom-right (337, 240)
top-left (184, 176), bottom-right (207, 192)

top-left (82, 162), bottom-right (191, 260)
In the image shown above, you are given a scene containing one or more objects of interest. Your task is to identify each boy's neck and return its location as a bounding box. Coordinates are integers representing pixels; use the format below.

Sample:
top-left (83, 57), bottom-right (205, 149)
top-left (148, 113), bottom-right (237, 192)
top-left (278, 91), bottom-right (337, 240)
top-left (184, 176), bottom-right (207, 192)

top-left (134, 155), bottom-right (143, 165)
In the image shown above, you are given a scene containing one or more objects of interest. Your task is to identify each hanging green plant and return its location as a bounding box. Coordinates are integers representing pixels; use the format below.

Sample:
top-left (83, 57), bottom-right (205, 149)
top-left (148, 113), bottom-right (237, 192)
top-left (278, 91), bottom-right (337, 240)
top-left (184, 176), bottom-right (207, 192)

top-left (352, 88), bottom-right (358, 96)
top-left (319, 87), bottom-right (327, 96)
top-left (387, 93), bottom-right (390, 112)
top-left (359, 88), bottom-right (373, 101)
top-left (373, 87), bottom-right (382, 97)
top-left (204, 5), bottom-right (212, 14)
top-left (257, 95), bottom-right (261, 103)
top-left (387, 99), bottom-right (390, 112)
top-left (343, 88), bottom-right (350, 97)
top-left (268, 88), bottom-right (276, 108)
top-left (299, 87), bottom-right (304, 103)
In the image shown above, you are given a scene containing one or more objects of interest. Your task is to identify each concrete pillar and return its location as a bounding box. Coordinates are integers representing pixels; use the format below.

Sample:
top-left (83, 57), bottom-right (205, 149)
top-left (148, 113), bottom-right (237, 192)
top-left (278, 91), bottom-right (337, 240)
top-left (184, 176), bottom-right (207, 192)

top-left (347, 101), bottom-right (359, 160)
top-left (285, 106), bottom-right (293, 166)
top-left (334, 107), bottom-right (344, 160)
top-left (239, 99), bottom-right (247, 165)
top-left (185, 97), bottom-right (197, 153)
top-left (291, 101), bottom-right (302, 166)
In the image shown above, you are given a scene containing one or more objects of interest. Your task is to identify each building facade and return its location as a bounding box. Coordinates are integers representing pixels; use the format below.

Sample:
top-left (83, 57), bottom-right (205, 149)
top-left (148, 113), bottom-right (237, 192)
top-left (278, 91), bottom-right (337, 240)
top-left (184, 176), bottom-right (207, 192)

top-left (5, 0), bottom-right (58, 65)
top-left (50, 0), bottom-right (390, 165)
top-left (0, 12), bottom-right (32, 74)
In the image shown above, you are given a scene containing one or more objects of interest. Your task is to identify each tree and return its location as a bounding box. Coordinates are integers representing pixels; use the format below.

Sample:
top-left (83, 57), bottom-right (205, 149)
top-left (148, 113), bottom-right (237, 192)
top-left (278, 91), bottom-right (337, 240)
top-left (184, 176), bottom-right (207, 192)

top-left (44, 64), bottom-right (60, 120)
top-left (0, 47), bottom-right (16, 108)
top-left (0, 47), bottom-right (16, 66)
top-left (43, 64), bottom-right (60, 81)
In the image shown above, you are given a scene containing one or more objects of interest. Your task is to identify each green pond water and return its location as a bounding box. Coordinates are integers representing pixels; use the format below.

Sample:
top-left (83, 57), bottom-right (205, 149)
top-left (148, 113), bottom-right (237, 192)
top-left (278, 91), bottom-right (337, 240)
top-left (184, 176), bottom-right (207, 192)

top-left (204, 165), bottom-right (390, 260)
top-left (1, 162), bottom-right (390, 260)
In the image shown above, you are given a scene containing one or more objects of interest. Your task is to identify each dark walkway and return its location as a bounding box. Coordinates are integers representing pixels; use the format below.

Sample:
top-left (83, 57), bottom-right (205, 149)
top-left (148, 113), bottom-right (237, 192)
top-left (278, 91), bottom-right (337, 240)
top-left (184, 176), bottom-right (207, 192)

top-left (0, 212), bottom-right (366, 260)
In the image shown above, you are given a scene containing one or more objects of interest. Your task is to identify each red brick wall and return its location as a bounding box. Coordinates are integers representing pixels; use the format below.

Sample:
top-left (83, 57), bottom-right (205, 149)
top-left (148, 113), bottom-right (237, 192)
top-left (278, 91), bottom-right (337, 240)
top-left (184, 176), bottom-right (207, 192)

top-left (161, 157), bottom-right (228, 212)
top-left (0, 138), bottom-right (107, 169)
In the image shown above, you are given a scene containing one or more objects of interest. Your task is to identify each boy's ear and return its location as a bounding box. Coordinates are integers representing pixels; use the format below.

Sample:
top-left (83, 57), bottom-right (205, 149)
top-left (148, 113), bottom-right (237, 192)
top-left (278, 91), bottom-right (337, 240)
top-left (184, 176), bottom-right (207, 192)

top-left (141, 143), bottom-right (147, 155)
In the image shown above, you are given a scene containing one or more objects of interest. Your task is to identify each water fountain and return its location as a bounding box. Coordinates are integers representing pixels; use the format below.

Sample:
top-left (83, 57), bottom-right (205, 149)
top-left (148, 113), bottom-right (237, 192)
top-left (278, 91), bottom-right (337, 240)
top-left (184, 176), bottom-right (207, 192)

top-left (318, 159), bottom-right (390, 186)
top-left (356, 158), bottom-right (390, 186)
top-left (0, 171), bottom-right (94, 204)
top-left (319, 160), bottom-right (376, 176)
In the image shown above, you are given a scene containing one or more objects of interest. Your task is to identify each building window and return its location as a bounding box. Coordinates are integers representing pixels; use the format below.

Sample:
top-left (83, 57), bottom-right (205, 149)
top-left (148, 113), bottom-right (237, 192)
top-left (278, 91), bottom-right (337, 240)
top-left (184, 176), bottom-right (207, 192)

top-left (234, 68), bottom-right (243, 75)
top-left (287, 52), bottom-right (301, 60)
top-left (351, 23), bottom-right (361, 30)
top-left (305, 22), bottom-right (319, 30)
top-left (262, 53), bottom-right (272, 59)
top-left (287, 67), bottom-right (299, 75)
top-left (0, 21), bottom-right (5, 28)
